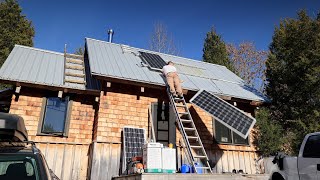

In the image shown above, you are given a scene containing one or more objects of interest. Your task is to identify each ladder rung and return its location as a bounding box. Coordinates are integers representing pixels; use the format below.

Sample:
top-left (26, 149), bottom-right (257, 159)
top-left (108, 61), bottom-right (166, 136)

top-left (190, 145), bottom-right (202, 149)
top-left (178, 112), bottom-right (189, 115)
top-left (65, 54), bottom-right (84, 60)
top-left (193, 155), bottom-right (207, 159)
top-left (184, 127), bottom-right (195, 131)
top-left (66, 59), bottom-right (83, 65)
top-left (65, 72), bottom-right (85, 78)
top-left (65, 79), bottom-right (86, 84)
top-left (181, 119), bottom-right (192, 123)
top-left (187, 136), bottom-right (198, 139)
top-left (66, 65), bottom-right (84, 70)
top-left (195, 166), bottom-right (211, 169)
top-left (175, 104), bottom-right (186, 107)
top-left (174, 98), bottom-right (183, 102)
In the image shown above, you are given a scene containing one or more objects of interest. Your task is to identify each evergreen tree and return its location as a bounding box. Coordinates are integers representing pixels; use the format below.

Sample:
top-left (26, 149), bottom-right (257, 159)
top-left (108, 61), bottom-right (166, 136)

top-left (253, 108), bottom-right (284, 156)
top-left (266, 10), bottom-right (320, 154)
top-left (0, 0), bottom-right (35, 67)
top-left (203, 27), bottom-right (235, 72)
top-left (74, 47), bottom-right (84, 55)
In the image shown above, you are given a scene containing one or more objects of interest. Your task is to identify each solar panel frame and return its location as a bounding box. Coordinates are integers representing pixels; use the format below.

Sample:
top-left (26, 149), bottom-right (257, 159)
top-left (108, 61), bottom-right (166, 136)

top-left (190, 89), bottom-right (256, 139)
top-left (139, 51), bottom-right (167, 70)
top-left (122, 126), bottom-right (146, 174)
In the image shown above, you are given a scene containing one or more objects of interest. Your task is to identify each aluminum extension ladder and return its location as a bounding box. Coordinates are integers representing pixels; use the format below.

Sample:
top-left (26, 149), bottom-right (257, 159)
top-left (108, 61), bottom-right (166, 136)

top-left (166, 87), bottom-right (212, 174)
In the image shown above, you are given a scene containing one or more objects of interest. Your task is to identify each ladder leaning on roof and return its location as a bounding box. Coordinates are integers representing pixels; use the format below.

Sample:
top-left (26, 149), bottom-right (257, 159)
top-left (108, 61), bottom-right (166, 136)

top-left (63, 46), bottom-right (86, 86)
top-left (166, 85), bottom-right (213, 174)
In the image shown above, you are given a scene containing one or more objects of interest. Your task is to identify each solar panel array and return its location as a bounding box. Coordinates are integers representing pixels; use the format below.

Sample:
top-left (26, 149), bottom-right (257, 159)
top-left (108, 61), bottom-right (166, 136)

top-left (190, 90), bottom-right (255, 138)
top-left (122, 127), bottom-right (145, 173)
top-left (139, 51), bottom-right (167, 69)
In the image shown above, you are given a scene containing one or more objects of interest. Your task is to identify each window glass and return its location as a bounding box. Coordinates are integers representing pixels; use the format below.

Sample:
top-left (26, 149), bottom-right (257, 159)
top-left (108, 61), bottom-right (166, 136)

top-left (42, 97), bottom-right (68, 134)
top-left (233, 132), bottom-right (249, 145)
top-left (215, 120), bottom-right (249, 145)
top-left (0, 155), bottom-right (40, 179)
top-left (152, 103), bottom-right (170, 145)
top-left (303, 134), bottom-right (320, 158)
top-left (215, 120), bottom-right (232, 143)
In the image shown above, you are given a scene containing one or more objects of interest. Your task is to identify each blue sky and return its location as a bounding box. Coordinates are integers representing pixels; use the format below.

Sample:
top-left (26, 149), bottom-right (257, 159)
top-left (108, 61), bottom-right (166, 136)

top-left (19, 0), bottom-right (320, 60)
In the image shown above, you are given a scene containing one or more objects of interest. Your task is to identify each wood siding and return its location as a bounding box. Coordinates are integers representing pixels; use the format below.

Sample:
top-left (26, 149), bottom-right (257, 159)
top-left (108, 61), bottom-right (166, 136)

top-left (90, 142), bottom-right (122, 180)
top-left (35, 142), bottom-right (90, 180)
top-left (177, 146), bottom-right (260, 174)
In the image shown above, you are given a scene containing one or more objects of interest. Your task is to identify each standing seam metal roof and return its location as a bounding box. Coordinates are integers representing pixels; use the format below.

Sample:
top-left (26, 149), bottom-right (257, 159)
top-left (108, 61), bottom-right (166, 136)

top-left (85, 38), bottom-right (267, 102)
top-left (0, 45), bottom-right (99, 91)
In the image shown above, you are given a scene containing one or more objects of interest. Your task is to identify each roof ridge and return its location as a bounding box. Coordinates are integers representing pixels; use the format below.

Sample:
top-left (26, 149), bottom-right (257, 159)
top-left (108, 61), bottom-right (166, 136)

top-left (15, 45), bottom-right (64, 56)
top-left (85, 37), bottom-right (228, 69)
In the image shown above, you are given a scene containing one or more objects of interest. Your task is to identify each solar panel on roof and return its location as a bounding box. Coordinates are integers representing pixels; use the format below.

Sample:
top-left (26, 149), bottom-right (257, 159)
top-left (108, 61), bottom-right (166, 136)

top-left (190, 90), bottom-right (256, 139)
top-left (122, 127), bottom-right (145, 174)
top-left (139, 51), bottom-right (167, 70)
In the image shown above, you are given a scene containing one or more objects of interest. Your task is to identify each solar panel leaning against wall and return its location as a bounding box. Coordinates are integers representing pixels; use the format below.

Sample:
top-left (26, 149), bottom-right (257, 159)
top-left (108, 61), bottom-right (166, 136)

top-left (190, 90), bottom-right (256, 139)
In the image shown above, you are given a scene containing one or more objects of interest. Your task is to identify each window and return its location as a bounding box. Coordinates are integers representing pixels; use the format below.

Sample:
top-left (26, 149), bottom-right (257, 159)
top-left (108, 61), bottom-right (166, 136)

top-left (214, 120), bottom-right (249, 145)
top-left (38, 97), bottom-right (71, 136)
top-left (303, 134), bottom-right (320, 158)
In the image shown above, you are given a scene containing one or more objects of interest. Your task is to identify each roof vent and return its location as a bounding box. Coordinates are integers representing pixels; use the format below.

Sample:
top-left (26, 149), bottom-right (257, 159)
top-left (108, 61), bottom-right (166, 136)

top-left (107, 29), bottom-right (114, 43)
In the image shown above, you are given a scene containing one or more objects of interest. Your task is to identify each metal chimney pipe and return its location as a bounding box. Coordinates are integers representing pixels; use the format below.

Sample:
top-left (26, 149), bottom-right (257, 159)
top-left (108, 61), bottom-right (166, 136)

top-left (107, 29), bottom-right (114, 42)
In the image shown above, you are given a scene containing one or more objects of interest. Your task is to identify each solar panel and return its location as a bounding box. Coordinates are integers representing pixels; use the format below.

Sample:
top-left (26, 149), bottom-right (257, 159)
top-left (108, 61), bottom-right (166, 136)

top-left (190, 90), bottom-right (256, 139)
top-left (139, 51), bottom-right (167, 70)
top-left (122, 127), bottom-right (145, 174)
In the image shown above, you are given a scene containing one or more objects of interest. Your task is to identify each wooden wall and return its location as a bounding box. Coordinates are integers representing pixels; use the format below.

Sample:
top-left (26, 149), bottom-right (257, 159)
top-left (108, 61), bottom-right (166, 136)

top-left (36, 141), bottom-right (261, 180)
top-left (176, 145), bottom-right (260, 174)
top-left (90, 142), bottom-right (122, 180)
top-left (35, 142), bottom-right (90, 180)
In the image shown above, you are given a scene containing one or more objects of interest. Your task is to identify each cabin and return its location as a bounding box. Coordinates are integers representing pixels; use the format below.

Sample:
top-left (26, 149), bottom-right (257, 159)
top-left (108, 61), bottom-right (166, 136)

top-left (0, 37), bottom-right (267, 180)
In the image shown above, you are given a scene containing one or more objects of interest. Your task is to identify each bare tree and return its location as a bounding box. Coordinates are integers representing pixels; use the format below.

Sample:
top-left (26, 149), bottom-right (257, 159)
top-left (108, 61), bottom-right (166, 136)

top-left (227, 42), bottom-right (268, 92)
top-left (149, 22), bottom-right (179, 55)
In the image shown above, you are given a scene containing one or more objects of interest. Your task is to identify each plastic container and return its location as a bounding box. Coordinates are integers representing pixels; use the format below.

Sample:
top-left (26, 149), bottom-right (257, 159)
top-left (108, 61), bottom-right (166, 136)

top-left (192, 163), bottom-right (203, 174)
top-left (181, 164), bottom-right (190, 173)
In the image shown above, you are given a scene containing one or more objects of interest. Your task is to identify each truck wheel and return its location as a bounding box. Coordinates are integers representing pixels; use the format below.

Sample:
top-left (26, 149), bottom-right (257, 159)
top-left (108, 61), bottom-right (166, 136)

top-left (272, 173), bottom-right (284, 180)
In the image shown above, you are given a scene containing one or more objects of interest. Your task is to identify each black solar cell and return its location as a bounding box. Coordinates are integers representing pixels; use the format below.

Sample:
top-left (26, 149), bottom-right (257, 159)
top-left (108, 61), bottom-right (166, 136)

top-left (139, 51), bottom-right (167, 69)
top-left (190, 90), bottom-right (255, 138)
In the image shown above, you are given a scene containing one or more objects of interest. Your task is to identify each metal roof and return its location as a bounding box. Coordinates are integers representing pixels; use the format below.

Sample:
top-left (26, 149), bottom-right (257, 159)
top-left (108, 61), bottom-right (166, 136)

top-left (0, 45), bottom-right (99, 91)
top-left (86, 38), bottom-right (267, 102)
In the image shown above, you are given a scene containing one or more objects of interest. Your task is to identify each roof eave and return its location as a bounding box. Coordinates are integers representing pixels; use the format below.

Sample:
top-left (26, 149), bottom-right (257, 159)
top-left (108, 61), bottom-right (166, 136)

top-left (0, 79), bottom-right (100, 96)
top-left (91, 73), bottom-right (266, 104)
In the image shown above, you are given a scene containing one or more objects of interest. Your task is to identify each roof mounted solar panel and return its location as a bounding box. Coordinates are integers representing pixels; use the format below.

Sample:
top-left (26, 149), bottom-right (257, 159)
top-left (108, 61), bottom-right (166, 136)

top-left (122, 127), bottom-right (145, 174)
top-left (139, 51), bottom-right (167, 70)
top-left (190, 90), bottom-right (256, 139)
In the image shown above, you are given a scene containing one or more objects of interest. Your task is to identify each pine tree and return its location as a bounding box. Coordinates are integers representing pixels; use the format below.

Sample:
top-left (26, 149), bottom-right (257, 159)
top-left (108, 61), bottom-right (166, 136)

top-left (266, 10), bottom-right (320, 154)
top-left (253, 108), bottom-right (284, 156)
top-left (203, 27), bottom-right (235, 72)
top-left (0, 0), bottom-right (35, 67)
top-left (74, 47), bottom-right (84, 55)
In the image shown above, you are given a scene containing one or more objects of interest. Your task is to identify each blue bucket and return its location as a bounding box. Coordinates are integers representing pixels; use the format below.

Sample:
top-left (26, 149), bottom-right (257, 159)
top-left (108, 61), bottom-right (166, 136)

top-left (192, 163), bottom-right (203, 174)
top-left (181, 164), bottom-right (190, 173)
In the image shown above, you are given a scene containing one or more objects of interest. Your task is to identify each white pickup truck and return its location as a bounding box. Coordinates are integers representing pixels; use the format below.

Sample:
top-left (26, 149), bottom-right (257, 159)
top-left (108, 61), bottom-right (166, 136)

top-left (267, 132), bottom-right (320, 180)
